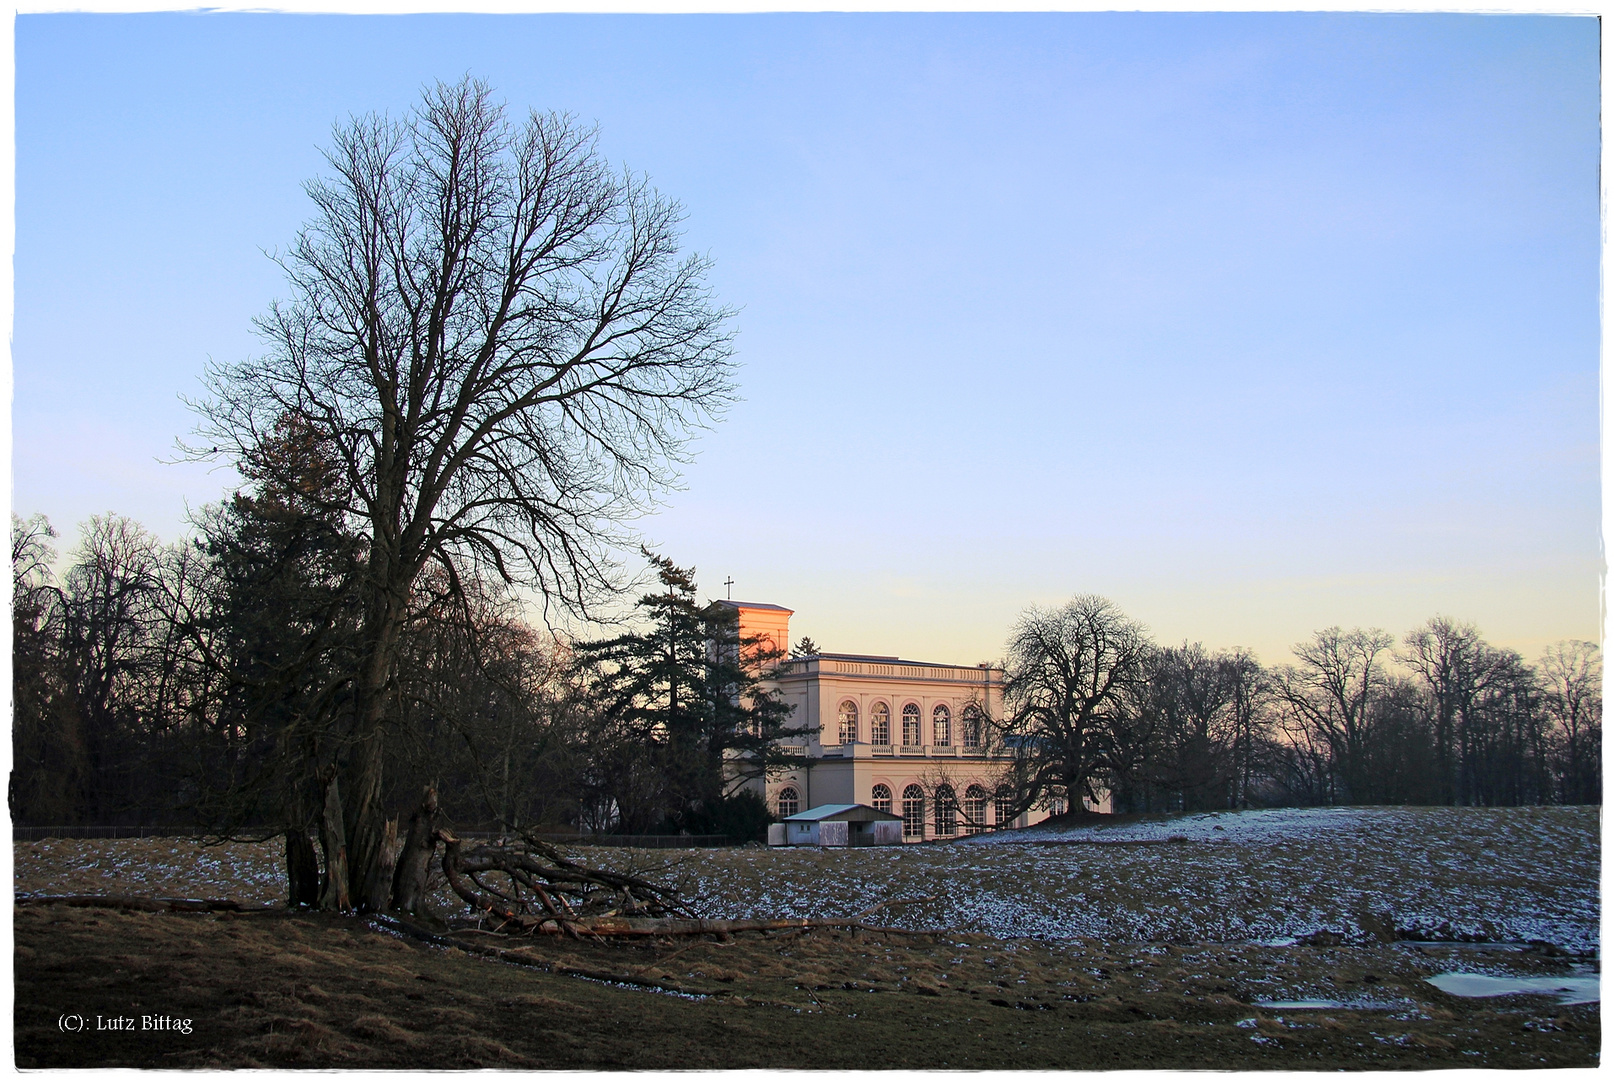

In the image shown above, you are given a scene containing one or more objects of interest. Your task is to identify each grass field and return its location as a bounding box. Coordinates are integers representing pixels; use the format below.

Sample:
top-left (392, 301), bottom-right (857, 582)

top-left (13, 805), bottom-right (1600, 1068)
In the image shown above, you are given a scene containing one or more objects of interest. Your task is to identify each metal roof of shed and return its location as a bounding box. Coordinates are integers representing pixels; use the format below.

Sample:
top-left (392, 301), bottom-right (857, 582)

top-left (781, 803), bottom-right (903, 822)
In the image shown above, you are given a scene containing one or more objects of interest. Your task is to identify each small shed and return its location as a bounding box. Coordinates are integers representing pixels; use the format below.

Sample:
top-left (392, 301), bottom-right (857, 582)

top-left (770, 803), bottom-right (904, 848)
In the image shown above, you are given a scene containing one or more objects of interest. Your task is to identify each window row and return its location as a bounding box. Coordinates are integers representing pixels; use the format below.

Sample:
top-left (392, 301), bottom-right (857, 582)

top-left (869, 783), bottom-right (1017, 838)
top-left (835, 700), bottom-right (983, 748)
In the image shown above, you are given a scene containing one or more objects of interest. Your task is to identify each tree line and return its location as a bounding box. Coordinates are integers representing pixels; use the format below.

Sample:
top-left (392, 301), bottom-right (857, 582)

top-left (993, 596), bottom-right (1600, 818)
top-left (17, 509), bottom-right (1598, 845)
top-left (11, 502), bottom-right (791, 844)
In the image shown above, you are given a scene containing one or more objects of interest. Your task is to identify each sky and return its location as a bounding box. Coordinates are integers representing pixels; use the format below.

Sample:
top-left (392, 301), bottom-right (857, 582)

top-left (12, 12), bottom-right (1601, 668)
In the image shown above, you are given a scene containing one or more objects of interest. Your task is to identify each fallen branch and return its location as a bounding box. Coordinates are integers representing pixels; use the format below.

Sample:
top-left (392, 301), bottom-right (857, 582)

top-left (432, 831), bottom-right (940, 940)
top-left (438, 831), bottom-right (696, 934)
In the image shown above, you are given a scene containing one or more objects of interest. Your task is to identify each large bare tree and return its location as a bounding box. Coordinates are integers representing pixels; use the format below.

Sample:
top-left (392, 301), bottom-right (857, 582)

top-left (999, 595), bottom-right (1151, 817)
top-left (190, 78), bottom-right (734, 908)
top-left (1539, 640), bottom-right (1601, 804)
top-left (1274, 627), bottom-right (1394, 803)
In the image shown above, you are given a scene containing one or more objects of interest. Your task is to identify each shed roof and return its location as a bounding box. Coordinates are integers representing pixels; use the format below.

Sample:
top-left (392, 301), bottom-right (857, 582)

top-left (782, 803), bottom-right (903, 823)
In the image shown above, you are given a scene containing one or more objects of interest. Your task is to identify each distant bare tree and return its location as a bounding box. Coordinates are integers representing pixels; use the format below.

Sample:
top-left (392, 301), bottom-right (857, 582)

top-left (1402, 617), bottom-right (1498, 804)
top-left (189, 77), bottom-right (734, 908)
top-left (998, 596), bottom-right (1150, 818)
top-left (10, 515), bottom-right (83, 824)
top-left (1120, 643), bottom-right (1270, 812)
top-left (56, 516), bottom-right (169, 821)
top-left (1273, 627), bottom-right (1394, 804)
top-left (1223, 648), bottom-right (1270, 808)
top-left (1540, 640), bottom-right (1601, 804)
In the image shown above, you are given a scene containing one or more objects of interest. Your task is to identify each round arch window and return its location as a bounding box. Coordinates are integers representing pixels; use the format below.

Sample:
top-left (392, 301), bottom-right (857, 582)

top-left (962, 704), bottom-right (983, 749)
top-left (901, 784), bottom-right (925, 839)
top-left (932, 704), bottom-right (952, 747)
top-left (964, 785), bottom-right (988, 834)
top-left (901, 703), bottom-right (921, 746)
top-left (871, 783), bottom-right (893, 815)
top-left (934, 784), bottom-right (957, 837)
top-left (837, 700), bottom-right (859, 744)
top-left (777, 786), bottom-right (800, 819)
top-left (994, 786), bottom-right (1015, 827)
top-left (869, 702), bottom-right (891, 745)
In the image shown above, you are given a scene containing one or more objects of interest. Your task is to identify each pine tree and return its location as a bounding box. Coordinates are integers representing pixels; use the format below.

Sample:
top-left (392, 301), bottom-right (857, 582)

top-left (575, 553), bottom-right (793, 835)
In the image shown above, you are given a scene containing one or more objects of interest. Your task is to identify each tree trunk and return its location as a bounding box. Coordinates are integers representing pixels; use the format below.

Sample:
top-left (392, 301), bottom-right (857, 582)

top-left (392, 786), bottom-right (439, 916)
top-left (317, 768), bottom-right (352, 911)
top-left (285, 828), bottom-right (320, 908)
top-left (343, 714), bottom-right (388, 910)
top-left (361, 816), bottom-right (398, 913)
top-left (343, 581), bottom-right (408, 909)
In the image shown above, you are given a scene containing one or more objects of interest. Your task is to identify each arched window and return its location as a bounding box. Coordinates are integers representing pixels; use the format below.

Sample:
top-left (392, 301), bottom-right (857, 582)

top-left (871, 783), bottom-right (893, 815)
top-left (837, 700), bottom-right (859, 744)
top-left (901, 784), bottom-right (925, 840)
top-left (777, 787), bottom-right (800, 818)
top-left (994, 786), bottom-right (1016, 827)
top-left (964, 785), bottom-right (988, 835)
top-left (932, 704), bottom-right (951, 747)
top-left (962, 705), bottom-right (983, 749)
top-left (901, 703), bottom-right (921, 746)
top-left (870, 702), bottom-right (891, 745)
top-left (934, 784), bottom-right (957, 837)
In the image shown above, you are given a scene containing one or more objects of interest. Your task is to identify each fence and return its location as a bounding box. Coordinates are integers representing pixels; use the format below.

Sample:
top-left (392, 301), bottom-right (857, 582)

top-left (13, 825), bottom-right (742, 849)
top-left (13, 825), bottom-right (215, 842)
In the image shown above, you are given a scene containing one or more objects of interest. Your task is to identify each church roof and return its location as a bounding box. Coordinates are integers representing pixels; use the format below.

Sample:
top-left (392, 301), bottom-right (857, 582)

top-left (781, 803), bottom-right (903, 823)
top-left (712, 600), bottom-right (794, 612)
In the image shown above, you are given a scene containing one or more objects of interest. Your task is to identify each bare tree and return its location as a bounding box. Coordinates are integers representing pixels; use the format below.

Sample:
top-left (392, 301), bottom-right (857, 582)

top-left (1223, 648), bottom-right (1270, 809)
top-left (10, 514), bottom-right (84, 824)
top-left (998, 596), bottom-right (1151, 818)
top-left (189, 78), bottom-right (734, 908)
top-left (56, 515), bottom-right (170, 821)
top-left (1401, 617), bottom-right (1497, 804)
top-left (1539, 640), bottom-right (1601, 804)
top-left (1273, 627), bottom-right (1394, 804)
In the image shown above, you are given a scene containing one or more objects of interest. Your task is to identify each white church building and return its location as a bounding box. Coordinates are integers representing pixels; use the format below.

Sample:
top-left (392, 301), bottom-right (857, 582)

top-left (719, 600), bottom-right (1057, 842)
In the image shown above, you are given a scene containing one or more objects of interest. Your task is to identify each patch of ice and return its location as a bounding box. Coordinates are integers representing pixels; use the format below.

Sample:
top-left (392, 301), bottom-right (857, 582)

top-left (1426, 973), bottom-right (1599, 1006)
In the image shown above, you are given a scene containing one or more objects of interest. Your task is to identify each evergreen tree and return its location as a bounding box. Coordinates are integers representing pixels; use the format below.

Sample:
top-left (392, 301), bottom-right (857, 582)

top-left (575, 553), bottom-right (794, 835)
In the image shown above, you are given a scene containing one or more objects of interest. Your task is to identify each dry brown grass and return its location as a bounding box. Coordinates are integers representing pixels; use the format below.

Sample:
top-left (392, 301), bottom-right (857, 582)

top-left (14, 903), bottom-right (1599, 1069)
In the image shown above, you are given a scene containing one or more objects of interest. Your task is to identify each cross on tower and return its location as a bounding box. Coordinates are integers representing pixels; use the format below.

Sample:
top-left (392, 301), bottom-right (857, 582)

top-left (723, 576), bottom-right (734, 599)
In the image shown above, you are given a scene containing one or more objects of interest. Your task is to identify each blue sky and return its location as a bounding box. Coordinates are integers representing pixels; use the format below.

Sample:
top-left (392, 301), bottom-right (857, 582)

top-left (13, 12), bottom-right (1600, 666)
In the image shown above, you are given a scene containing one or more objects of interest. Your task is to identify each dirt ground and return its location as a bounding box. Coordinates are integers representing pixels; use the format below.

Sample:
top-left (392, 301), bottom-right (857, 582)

top-left (13, 903), bottom-right (1598, 1069)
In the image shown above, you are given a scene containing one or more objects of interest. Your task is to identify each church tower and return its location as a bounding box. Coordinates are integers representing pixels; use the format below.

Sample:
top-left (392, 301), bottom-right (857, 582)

top-left (712, 599), bottom-right (792, 665)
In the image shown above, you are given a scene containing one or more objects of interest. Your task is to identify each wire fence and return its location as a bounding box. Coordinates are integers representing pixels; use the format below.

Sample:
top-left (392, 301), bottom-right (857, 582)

top-left (12, 825), bottom-right (744, 848)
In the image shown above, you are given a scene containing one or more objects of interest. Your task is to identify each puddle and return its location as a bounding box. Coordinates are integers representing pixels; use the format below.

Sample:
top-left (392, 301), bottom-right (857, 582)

top-left (1426, 973), bottom-right (1598, 1006)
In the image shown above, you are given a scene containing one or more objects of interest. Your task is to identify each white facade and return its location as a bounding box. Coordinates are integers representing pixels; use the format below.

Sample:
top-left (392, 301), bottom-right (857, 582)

top-left (719, 600), bottom-right (1055, 842)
